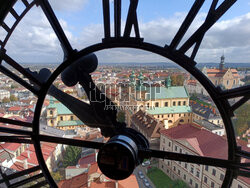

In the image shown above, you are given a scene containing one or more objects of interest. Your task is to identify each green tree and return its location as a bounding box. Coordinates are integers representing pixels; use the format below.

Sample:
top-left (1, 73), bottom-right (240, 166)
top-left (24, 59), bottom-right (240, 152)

top-left (62, 146), bottom-right (82, 168)
top-left (117, 111), bottom-right (125, 123)
top-left (11, 84), bottom-right (18, 89)
top-left (176, 75), bottom-right (184, 86)
top-left (51, 171), bottom-right (63, 182)
top-left (10, 95), bottom-right (18, 102)
top-left (2, 97), bottom-right (10, 103)
top-left (233, 103), bottom-right (250, 136)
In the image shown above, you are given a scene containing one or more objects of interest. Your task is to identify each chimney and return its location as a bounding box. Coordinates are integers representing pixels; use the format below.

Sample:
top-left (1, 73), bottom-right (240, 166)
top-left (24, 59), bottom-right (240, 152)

top-left (24, 159), bottom-right (28, 169)
top-left (27, 149), bottom-right (30, 159)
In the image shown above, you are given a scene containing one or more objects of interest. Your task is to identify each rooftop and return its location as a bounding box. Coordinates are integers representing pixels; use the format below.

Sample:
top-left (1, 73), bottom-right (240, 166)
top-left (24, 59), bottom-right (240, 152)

top-left (147, 106), bottom-right (192, 115)
top-left (145, 86), bottom-right (189, 100)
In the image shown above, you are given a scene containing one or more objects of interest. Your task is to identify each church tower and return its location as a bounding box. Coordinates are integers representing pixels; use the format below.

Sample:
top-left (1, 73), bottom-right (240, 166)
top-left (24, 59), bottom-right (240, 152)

top-left (219, 55), bottom-right (225, 71)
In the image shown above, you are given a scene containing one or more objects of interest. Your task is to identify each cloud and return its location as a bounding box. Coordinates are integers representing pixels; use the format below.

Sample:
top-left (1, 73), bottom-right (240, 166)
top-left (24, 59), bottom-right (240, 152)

top-left (49, 0), bottom-right (88, 12)
top-left (1, 5), bottom-right (250, 64)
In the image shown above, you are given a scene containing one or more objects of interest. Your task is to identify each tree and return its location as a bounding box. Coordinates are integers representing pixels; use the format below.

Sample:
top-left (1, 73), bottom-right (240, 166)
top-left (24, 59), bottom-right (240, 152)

top-left (10, 95), bottom-right (18, 102)
top-left (62, 146), bottom-right (82, 168)
top-left (51, 171), bottom-right (63, 182)
top-left (233, 103), bottom-right (250, 136)
top-left (2, 97), bottom-right (10, 103)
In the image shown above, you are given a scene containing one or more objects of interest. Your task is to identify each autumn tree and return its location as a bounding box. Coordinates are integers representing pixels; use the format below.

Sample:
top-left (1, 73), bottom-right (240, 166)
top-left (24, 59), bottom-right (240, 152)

top-left (2, 97), bottom-right (10, 103)
top-left (10, 95), bottom-right (18, 102)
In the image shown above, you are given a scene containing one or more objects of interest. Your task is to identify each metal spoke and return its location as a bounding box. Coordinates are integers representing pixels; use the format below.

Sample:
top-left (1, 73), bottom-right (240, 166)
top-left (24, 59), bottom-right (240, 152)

top-left (0, 127), bottom-right (33, 136)
top-left (39, 0), bottom-right (73, 57)
top-left (0, 64), bottom-right (39, 95)
top-left (219, 85), bottom-right (250, 99)
top-left (0, 52), bottom-right (42, 87)
top-left (231, 95), bottom-right (250, 112)
top-left (0, 136), bottom-right (32, 143)
top-left (0, 166), bottom-right (41, 184)
top-left (0, 117), bottom-right (33, 128)
top-left (9, 173), bottom-right (44, 188)
top-left (140, 149), bottom-right (237, 169)
top-left (38, 135), bottom-right (105, 149)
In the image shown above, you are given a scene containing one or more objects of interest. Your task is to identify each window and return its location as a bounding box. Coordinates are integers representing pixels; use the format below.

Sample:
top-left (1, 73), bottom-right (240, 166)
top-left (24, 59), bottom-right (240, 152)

top-left (183, 101), bottom-right (186, 106)
top-left (212, 169), bottom-right (216, 176)
top-left (147, 103), bottom-right (149, 108)
top-left (191, 167), bottom-right (194, 174)
top-left (165, 102), bottom-right (168, 107)
top-left (158, 115), bottom-right (160, 118)
top-left (60, 116), bottom-right (63, 121)
top-left (178, 101), bottom-right (181, 106)
top-left (238, 185), bottom-right (243, 188)
top-left (168, 120), bottom-right (173, 123)
top-left (175, 146), bottom-right (177, 151)
top-left (211, 181), bottom-right (214, 188)
top-left (155, 102), bottom-right (159, 107)
top-left (70, 116), bottom-right (74, 120)
top-left (162, 115), bottom-right (164, 118)
top-left (173, 166), bottom-right (176, 171)
top-left (178, 170), bottom-right (180, 175)
top-left (227, 80), bottom-right (229, 85)
top-left (185, 163), bottom-right (187, 169)
top-left (168, 142), bottom-right (171, 147)
top-left (180, 148), bottom-right (182, 153)
top-left (179, 113), bottom-right (181, 117)
top-left (196, 171), bottom-right (200, 178)
top-left (50, 110), bottom-right (53, 115)
top-left (184, 174), bottom-right (186, 180)
top-left (205, 165), bottom-right (209, 171)
top-left (220, 174), bottom-right (224, 181)
top-left (173, 101), bottom-right (176, 106)
top-left (189, 179), bottom-right (193, 185)
top-left (50, 120), bottom-right (53, 124)
top-left (179, 119), bottom-right (184, 123)
top-left (168, 161), bottom-right (170, 166)
top-left (204, 176), bottom-right (207, 183)
top-left (195, 183), bottom-right (198, 188)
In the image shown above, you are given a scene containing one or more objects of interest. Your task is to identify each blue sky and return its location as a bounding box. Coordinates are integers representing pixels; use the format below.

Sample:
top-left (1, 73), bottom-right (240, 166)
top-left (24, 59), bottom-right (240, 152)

top-left (1, 0), bottom-right (250, 63)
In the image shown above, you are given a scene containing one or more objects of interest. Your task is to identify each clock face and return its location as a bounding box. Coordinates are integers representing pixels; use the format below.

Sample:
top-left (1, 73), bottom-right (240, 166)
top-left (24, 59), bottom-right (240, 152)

top-left (0, 0), bottom-right (249, 187)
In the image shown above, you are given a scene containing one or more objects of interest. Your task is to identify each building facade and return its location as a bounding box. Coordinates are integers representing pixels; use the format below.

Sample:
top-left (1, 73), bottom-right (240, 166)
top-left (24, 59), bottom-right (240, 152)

top-left (159, 124), bottom-right (250, 188)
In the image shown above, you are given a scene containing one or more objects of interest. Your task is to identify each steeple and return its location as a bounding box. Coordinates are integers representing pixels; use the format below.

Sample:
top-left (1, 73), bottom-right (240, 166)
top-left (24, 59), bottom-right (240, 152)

top-left (138, 72), bottom-right (144, 86)
top-left (129, 70), bottom-right (136, 85)
top-left (219, 54), bottom-right (225, 71)
top-left (165, 76), bottom-right (172, 88)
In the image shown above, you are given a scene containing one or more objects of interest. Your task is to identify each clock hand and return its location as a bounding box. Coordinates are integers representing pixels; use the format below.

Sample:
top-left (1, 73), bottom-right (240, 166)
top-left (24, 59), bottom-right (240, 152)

top-left (25, 54), bottom-right (125, 137)
top-left (61, 53), bottom-right (126, 134)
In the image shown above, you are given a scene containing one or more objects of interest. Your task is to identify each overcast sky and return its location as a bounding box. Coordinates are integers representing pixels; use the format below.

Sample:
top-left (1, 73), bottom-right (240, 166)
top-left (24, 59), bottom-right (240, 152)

top-left (1, 0), bottom-right (250, 64)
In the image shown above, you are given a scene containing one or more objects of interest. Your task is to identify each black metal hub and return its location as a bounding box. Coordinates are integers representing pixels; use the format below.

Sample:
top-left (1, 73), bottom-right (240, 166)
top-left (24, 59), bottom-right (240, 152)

top-left (97, 128), bottom-right (149, 180)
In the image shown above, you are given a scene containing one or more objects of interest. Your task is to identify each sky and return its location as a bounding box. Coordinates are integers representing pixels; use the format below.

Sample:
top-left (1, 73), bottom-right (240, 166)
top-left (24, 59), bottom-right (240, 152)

top-left (1, 0), bottom-right (250, 64)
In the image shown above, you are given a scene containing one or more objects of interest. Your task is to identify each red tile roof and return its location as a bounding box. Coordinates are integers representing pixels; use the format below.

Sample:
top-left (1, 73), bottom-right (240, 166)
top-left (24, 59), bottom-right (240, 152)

top-left (0, 142), bottom-right (21, 152)
top-left (58, 172), bottom-right (88, 188)
top-left (8, 106), bottom-right (22, 111)
top-left (161, 123), bottom-right (228, 159)
top-left (78, 153), bottom-right (96, 166)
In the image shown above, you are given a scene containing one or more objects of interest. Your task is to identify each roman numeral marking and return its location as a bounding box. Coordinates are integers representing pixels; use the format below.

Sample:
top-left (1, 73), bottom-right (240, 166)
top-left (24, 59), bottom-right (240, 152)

top-left (102, 0), bottom-right (142, 41)
top-left (170, 0), bottom-right (236, 60)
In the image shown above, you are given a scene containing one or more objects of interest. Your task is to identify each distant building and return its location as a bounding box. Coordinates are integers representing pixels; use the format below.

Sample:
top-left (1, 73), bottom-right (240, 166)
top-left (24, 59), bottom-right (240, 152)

top-left (190, 100), bottom-right (223, 127)
top-left (46, 97), bottom-right (85, 130)
top-left (160, 123), bottom-right (250, 188)
top-left (124, 73), bottom-right (192, 129)
top-left (131, 110), bottom-right (165, 149)
top-left (202, 55), bottom-right (240, 89)
top-left (0, 89), bottom-right (10, 100)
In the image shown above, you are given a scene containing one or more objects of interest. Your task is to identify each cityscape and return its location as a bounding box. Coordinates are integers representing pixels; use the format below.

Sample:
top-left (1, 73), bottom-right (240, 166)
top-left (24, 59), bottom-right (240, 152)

top-left (0, 56), bottom-right (249, 188)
